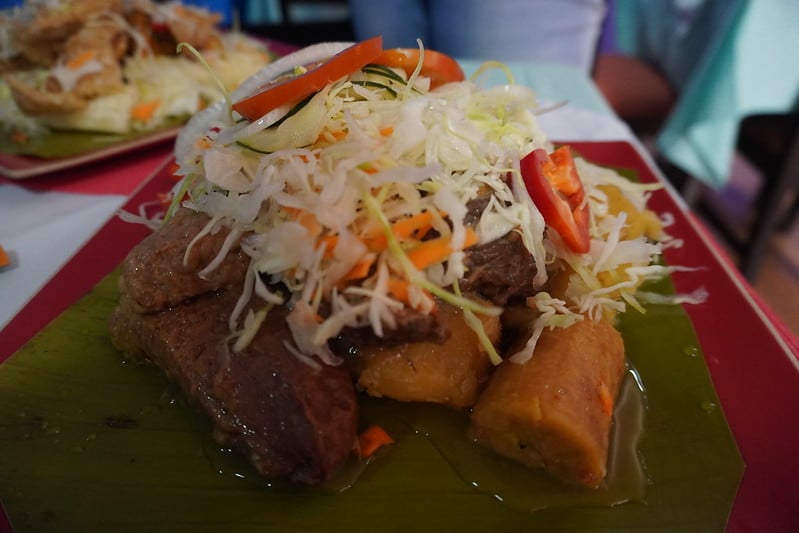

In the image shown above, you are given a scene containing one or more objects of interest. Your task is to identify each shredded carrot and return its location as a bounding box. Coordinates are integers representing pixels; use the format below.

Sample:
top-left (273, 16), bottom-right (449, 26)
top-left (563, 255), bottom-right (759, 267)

top-left (356, 425), bottom-right (394, 458)
top-left (0, 245), bottom-right (9, 268)
top-left (168, 162), bottom-right (181, 179)
top-left (66, 50), bottom-right (96, 70)
top-left (364, 210), bottom-right (438, 251)
top-left (322, 210), bottom-right (440, 258)
top-left (358, 162), bottom-right (379, 174)
top-left (387, 277), bottom-right (411, 302)
top-left (386, 277), bottom-right (433, 311)
top-left (406, 227), bottom-right (479, 270)
top-left (281, 207), bottom-right (322, 237)
top-left (342, 254), bottom-right (377, 282)
top-left (10, 130), bottom-right (29, 144)
top-left (598, 381), bottom-right (614, 417)
top-left (317, 234), bottom-right (339, 257)
top-left (392, 211), bottom-right (438, 240)
top-left (157, 192), bottom-right (173, 210)
top-left (131, 100), bottom-right (161, 122)
top-left (387, 277), bottom-right (435, 310)
top-left (316, 129), bottom-right (347, 144)
top-left (379, 126), bottom-right (394, 137)
top-left (297, 212), bottom-right (322, 236)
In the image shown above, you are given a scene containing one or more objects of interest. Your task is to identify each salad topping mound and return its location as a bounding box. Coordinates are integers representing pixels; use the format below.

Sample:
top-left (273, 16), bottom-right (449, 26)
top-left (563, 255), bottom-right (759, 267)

top-left (171, 40), bottom-right (679, 366)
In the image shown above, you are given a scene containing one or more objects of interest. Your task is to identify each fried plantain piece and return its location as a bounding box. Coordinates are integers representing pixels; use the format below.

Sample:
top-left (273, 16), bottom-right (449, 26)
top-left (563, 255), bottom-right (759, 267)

top-left (470, 318), bottom-right (625, 488)
top-left (352, 298), bottom-right (501, 409)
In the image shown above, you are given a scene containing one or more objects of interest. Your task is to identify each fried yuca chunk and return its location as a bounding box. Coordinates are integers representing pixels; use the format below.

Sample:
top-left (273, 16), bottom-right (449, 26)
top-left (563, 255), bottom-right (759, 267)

top-left (599, 183), bottom-right (662, 241)
top-left (352, 298), bottom-right (501, 409)
top-left (469, 318), bottom-right (625, 488)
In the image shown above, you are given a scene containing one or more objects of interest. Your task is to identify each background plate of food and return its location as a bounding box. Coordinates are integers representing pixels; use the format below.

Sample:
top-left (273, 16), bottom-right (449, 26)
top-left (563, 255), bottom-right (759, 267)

top-left (0, 0), bottom-right (274, 179)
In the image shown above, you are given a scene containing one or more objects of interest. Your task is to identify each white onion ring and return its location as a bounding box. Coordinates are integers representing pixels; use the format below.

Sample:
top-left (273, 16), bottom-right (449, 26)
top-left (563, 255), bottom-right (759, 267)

top-left (176, 42), bottom-right (355, 162)
top-left (231, 41), bottom-right (353, 102)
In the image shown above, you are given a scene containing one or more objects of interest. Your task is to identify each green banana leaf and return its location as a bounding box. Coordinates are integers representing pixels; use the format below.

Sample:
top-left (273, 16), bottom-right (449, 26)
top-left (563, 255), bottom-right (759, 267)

top-left (0, 270), bottom-right (743, 532)
top-left (0, 119), bottom-right (185, 159)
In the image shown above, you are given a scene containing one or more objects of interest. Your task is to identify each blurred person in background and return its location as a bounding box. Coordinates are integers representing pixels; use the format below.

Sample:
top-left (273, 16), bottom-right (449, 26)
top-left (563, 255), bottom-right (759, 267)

top-left (593, 0), bottom-right (735, 134)
top-left (348, 0), bottom-right (608, 74)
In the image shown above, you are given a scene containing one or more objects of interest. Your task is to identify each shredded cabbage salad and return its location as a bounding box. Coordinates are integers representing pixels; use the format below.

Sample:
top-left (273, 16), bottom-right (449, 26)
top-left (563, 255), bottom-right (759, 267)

top-left (169, 42), bottom-right (694, 365)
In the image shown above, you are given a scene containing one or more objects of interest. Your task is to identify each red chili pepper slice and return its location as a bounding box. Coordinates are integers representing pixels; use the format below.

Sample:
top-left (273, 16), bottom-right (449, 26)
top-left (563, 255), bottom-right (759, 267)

top-left (520, 146), bottom-right (590, 253)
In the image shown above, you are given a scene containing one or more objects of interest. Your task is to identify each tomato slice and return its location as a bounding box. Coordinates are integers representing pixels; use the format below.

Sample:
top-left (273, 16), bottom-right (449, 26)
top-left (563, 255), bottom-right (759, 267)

top-left (233, 36), bottom-right (384, 121)
top-left (520, 146), bottom-right (590, 253)
top-left (375, 48), bottom-right (465, 89)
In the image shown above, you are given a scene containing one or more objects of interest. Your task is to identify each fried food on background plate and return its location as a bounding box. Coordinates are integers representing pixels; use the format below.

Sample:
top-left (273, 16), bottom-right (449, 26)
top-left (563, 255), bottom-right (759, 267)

top-left (0, 0), bottom-right (271, 137)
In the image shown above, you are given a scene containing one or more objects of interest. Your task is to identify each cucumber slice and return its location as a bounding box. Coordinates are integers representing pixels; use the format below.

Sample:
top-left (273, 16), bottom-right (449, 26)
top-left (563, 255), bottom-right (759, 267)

top-left (237, 90), bottom-right (328, 153)
top-left (352, 80), bottom-right (398, 98)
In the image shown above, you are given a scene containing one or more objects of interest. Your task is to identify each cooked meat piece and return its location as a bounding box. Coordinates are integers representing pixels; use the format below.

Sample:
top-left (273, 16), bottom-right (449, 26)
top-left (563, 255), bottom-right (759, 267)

top-left (460, 194), bottom-right (539, 305)
top-left (0, 55), bottom-right (34, 76)
top-left (6, 73), bottom-right (89, 114)
top-left (60, 21), bottom-right (127, 94)
top-left (332, 303), bottom-right (450, 349)
top-left (349, 298), bottom-right (501, 408)
top-left (469, 318), bottom-right (625, 488)
top-left (166, 4), bottom-right (223, 51)
top-left (385, 305), bottom-right (449, 343)
top-left (119, 208), bottom-right (249, 313)
top-left (125, 8), bottom-right (177, 56)
top-left (463, 194), bottom-right (491, 226)
top-left (8, 18), bottom-right (129, 115)
top-left (11, 0), bottom-right (122, 67)
top-left (109, 286), bottom-right (359, 485)
top-left (460, 230), bottom-right (538, 305)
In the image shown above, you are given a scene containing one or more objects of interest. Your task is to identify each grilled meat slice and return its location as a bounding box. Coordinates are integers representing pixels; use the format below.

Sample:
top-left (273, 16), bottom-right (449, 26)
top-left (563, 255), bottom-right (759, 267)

top-left (460, 230), bottom-right (538, 305)
top-left (349, 297), bottom-right (501, 409)
top-left (109, 285), bottom-right (359, 485)
top-left (120, 208), bottom-right (249, 313)
top-left (470, 318), bottom-right (626, 488)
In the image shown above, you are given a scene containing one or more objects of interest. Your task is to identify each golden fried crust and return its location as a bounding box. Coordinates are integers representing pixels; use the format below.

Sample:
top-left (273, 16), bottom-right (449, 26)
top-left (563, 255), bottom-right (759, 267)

top-left (7, 18), bottom-right (128, 115)
top-left (470, 318), bottom-right (626, 488)
top-left (61, 21), bottom-right (126, 97)
top-left (12, 0), bottom-right (123, 66)
top-left (6, 73), bottom-right (89, 114)
top-left (167, 4), bottom-right (223, 51)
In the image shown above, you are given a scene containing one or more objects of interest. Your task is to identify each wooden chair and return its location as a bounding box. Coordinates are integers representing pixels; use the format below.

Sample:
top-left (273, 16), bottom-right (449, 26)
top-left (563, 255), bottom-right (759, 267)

top-left (718, 113), bottom-right (799, 280)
